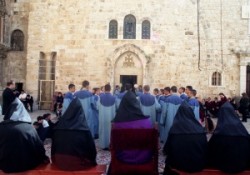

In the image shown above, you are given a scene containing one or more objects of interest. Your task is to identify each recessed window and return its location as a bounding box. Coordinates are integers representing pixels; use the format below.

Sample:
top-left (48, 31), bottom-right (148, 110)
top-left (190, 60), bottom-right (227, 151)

top-left (11, 29), bottom-right (24, 51)
top-left (124, 14), bottom-right (136, 39)
top-left (212, 72), bottom-right (222, 86)
top-left (109, 20), bottom-right (118, 39)
top-left (142, 20), bottom-right (150, 39)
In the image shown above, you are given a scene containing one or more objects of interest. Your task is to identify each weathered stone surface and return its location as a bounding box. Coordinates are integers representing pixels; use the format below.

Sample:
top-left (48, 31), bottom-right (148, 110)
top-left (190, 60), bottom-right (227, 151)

top-left (0, 0), bottom-right (250, 104)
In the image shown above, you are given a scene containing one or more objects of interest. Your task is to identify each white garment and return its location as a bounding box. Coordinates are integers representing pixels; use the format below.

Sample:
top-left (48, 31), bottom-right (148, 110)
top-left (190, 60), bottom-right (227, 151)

top-left (42, 120), bottom-right (49, 128)
top-left (9, 98), bottom-right (31, 123)
top-left (19, 93), bottom-right (27, 100)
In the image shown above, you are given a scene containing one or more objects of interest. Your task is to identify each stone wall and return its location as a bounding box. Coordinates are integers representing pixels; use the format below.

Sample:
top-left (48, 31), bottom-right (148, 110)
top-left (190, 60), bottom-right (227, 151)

top-left (3, 0), bottom-right (250, 104)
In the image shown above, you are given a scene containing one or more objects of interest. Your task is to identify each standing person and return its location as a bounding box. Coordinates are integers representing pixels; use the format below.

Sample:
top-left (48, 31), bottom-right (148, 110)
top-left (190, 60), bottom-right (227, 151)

top-left (159, 87), bottom-right (171, 143)
top-left (238, 93), bottom-right (250, 122)
top-left (92, 87), bottom-right (100, 139)
top-left (138, 85), bottom-right (160, 126)
top-left (178, 87), bottom-right (188, 101)
top-left (187, 89), bottom-right (200, 122)
top-left (97, 84), bottom-right (116, 150)
top-left (115, 84), bottom-right (132, 108)
top-left (53, 92), bottom-right (64, 113)
top-left (62, 84), bottom-right (75, 114)
top-left (2, 80), bottom-right (16, 116)
top-left (218, 93), bottom-right (227, 107)
top-left (74, 80), bottom-right (95, 137)
top-left (26, 94), bottom-right (34, 112)
top-left (113, 85), bottom-right (120, 97)
top-left (160, 86), bottom-right (182, 144)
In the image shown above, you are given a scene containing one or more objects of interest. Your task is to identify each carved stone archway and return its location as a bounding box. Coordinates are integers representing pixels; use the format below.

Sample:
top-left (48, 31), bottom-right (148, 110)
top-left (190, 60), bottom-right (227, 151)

top-left (106, 44), bottom-right (151, 88)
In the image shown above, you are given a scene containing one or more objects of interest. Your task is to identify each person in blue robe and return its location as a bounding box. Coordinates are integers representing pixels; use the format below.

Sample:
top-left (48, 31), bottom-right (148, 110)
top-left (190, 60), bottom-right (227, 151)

top-left (74, 80), bottom-right (95, 137)
top-left (92, 87), bottom-right (100, 139)
top-left (138, 85), bottom-right (160, 126)
top-left (178, 87), bottom-right (188, 101)
top-left (158, 87), bottom-right (170, 143)
top-left (115, 84), bottom-right (132, 108)
top-left (160, 86), bottom-right (182, 144)
top-left (62, 84), bottom-right (75, 115)
top-left (97, 84), bottom-right (116, 150)
top-left (187, 89), bottom-right (200, 122)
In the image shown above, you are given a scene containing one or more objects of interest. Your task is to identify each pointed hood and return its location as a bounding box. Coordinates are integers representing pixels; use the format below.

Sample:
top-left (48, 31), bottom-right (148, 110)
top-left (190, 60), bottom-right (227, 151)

top-left (54, 98), bottom-right (89, 131)
top-left (169, 101), bottom-right (205, 134)
top-left (113, 91), bottom-right (149, 122)
top-left (3, 98), bottom-right (31, 123)
top-left (213, 102), bottom-right (249, 136)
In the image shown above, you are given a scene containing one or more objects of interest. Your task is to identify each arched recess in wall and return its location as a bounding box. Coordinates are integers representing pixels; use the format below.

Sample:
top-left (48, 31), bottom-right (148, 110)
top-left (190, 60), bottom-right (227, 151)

top-left (123, 14), bottom-right (136, 39)
top-left (11, 29), bottom-right (24, 51)
top-left (211, 71), bottom-right (222, 86)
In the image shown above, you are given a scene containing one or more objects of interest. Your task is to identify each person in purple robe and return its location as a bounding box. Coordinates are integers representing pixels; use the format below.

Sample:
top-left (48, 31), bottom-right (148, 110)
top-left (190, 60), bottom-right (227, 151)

top-left (112, 90), bottom-right (152, 164)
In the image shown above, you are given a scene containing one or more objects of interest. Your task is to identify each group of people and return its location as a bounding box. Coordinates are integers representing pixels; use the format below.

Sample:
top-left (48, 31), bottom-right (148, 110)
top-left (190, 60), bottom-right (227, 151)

top-left (1, 79), bottom-right (250, 174)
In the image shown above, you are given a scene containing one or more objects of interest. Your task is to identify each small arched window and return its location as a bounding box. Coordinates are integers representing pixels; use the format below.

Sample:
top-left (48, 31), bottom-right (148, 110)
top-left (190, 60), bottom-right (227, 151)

top-left (11, 29), bottom-right (24, 51)
top-left (109, 20), bottom-right (118, 39)
top-left (212, 72), bottom-right (222, 86)
top-left (124, 14), bottom-right (136, 39)
top-left (142, 20), bottom-right (150, 39)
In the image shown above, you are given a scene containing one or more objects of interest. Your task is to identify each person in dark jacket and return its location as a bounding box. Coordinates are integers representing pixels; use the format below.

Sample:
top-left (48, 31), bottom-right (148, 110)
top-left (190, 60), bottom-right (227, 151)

top-left (51, 98), bottom-right (97, 171)
top-left (0, 98), bottom-right (48, 173)
top-left (238, 92), bottom-right (250, 122)
top-left (163, 101), bottom-right (207, 174)
top-left (2, 80), bottom-right (16, 115)
top-left (208, 102), bottom-right (250, 173)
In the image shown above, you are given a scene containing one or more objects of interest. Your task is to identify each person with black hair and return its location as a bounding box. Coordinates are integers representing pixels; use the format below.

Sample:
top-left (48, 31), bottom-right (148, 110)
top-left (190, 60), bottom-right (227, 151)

top-left (238, 92), bottom-right (250, 122)
top-left (62, 83), bottom-right (75, 114)
top-left (97, 84), bottom-right (116, 150)
top-left (2, 80), bottom-right (16, 115)
top-left (138, 85), bottom-right (160, 125)
top-left (160, 86), bottom-right (182, 144)
top-left (74, 80), bottom-right (95, 137)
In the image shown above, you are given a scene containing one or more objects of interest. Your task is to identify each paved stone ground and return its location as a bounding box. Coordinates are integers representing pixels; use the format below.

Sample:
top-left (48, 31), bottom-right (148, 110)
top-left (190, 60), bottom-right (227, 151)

top-left (1, 109), bottom-right (250, 174)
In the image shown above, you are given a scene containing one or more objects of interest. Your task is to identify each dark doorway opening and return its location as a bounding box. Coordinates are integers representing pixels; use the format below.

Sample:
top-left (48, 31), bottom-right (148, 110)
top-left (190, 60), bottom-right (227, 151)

top-left (120, 75), bottom-right (137, 92)
top-left (247, 65), bottom-right (250, 96)
top-left (15, 82), bottom-right (23, 93)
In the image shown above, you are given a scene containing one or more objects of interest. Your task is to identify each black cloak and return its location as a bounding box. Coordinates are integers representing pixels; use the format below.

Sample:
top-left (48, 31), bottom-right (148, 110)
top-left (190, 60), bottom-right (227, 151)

top-left (0, 99), bottom-right (48, 173)
top-left (113, 91), bottom-right (149, 122)
top-left (165, 101), bottom-right (207, 173)
top-left (51, 98), bottom-right (97, 171)
top-left (208, 102), bottom-right (250, 173)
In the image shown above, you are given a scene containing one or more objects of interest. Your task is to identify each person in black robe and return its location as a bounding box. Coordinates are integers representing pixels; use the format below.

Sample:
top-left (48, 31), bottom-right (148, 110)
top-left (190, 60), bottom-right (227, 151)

top-left (208, 102), bottom-right (250, 173)
top-left (238, 92), bottom-right (250, 122)
top-left (0, 98), bottom-right (48, 173)
top-left (2, 80), bottom-right (16, 115)
top-left (51, 98), bottom-right (97, 171)
top-left (163, 101), bottom-right (207, 174)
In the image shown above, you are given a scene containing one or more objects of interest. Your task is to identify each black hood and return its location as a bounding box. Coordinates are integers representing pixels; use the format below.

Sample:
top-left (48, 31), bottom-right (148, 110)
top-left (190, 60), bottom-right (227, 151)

top-left (214, 102), bottom-right (249, 137)
top-left (54, 98), bottom-right (89, 131)
top-left (113, 91), bottom-right (149, 122)
top-left (169, 101), bottom-right (205, 134)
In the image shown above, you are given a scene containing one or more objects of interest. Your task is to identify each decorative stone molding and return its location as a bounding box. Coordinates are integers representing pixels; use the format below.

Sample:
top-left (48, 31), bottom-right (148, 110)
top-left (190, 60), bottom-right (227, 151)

top-left (106, 44), bottom-right (151, 86)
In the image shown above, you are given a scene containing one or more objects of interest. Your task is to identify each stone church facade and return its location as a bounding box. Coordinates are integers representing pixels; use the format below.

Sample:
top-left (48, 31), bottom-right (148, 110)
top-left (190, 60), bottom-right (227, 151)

top-left (0, 0), bottom-right (250, 108)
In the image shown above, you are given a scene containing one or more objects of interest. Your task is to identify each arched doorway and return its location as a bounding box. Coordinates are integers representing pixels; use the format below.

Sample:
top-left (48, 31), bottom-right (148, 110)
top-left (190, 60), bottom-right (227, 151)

top-left (114, 51), bottom-right (143, 91)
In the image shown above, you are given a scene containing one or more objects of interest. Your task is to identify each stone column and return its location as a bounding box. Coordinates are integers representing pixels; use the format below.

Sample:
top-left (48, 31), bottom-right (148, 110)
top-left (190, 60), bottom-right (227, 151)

top-left (240, 63), bottom-right (247, 94)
